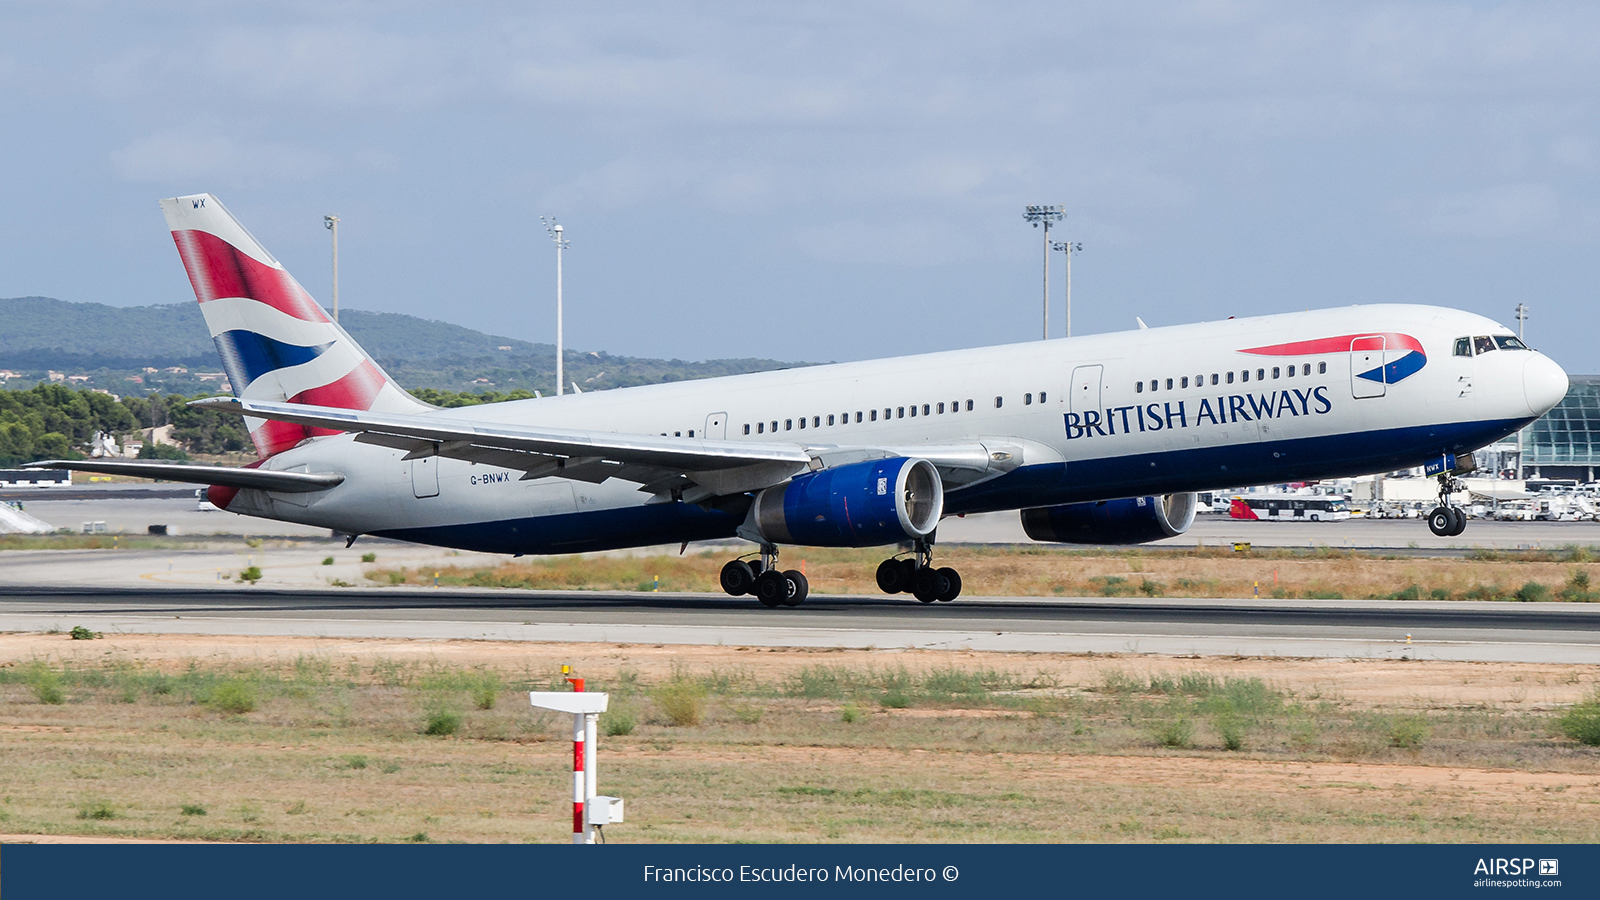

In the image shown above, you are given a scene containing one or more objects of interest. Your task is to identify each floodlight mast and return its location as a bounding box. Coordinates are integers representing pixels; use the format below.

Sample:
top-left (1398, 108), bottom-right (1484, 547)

top-left (541, 217), bottom-right (570, 396)
top-left (323, 214), bottom-right (340, 322)
top-left (1023, 205), bottom-right (1064, 339)
top-left (1052, 239), bottom-right (1083, 337)
top-left (1514, 303), bottom-right (1529, 341)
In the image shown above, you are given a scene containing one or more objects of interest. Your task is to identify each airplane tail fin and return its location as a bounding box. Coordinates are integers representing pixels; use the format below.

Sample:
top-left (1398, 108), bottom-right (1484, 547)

top-left (159, 193), bottom-right (429, 458)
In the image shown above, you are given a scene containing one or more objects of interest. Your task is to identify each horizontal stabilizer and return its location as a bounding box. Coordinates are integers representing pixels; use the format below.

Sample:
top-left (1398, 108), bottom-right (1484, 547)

top-left (24, 460), bottom-right (344, 493)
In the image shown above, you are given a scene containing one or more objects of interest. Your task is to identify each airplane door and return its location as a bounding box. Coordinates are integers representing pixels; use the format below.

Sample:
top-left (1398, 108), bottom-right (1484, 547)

top-left (704, 412), bottom-right (728, 440)
top-left (1350, 335), bottom-right (1386, 399)
top-left (410, 453), bottom-right (439, 498)
top-left (1070, 365), bottom-right (1103, 414)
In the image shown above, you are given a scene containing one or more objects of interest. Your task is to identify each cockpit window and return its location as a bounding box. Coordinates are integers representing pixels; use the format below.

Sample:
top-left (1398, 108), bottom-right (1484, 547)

top-left (1494, 335), bottom-right (1528, 351)
top-left (1473, 336), bottom-right (1497, 355)
top-left (1453, 338), bottom-right (1471, 357)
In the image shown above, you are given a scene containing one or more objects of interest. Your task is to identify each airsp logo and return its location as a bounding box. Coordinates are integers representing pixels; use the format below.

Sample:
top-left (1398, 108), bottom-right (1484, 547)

top-left (1474, 858), bottom-right (1543, 876)
top-left (1540, 860), bottom-right (1559, 876)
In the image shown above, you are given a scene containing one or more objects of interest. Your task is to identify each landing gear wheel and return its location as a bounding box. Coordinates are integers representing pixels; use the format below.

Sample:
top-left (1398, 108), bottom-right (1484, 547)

top-left (781, 570), bottom-right (809, 606)
top-left (935, 567), bottom-right (961, 602)
top-left (911, 566), bottom-right (948, 604)
top-left (899, 558), bottom-right (919, 587)
top-left (876, 559), bottom-right (908, 594)
top-left (753, 569), bottom-right (788, 607)
top-left (1448, 506), bottom-right (1468, 536)
top-left (720, 560), bottom-right (755, 596)
top-left (1427, 507), bottom-right (1453, 537)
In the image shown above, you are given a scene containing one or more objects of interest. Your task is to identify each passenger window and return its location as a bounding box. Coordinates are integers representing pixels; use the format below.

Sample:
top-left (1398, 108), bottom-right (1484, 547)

top-left (813, 416), bottom-right (820, 427)
top-left (1256, 368), bottom-right (1264, 381)
top-left (1272, 367), bottom-right (1279, 379)
top-left (1454, 337), bottom-right (1472, 357)
top-left (1024, 393), bottom-right (1033, 405)
top-left (1039, 391), bottom-right (1046, 402)
top-left (1286, 365), bottom-right (1294, 378)
top-left (1474, 336), bottom-right (1496, 354)
top-left (757, 423), bottom-right (764, 434)
top-left (856, 412), bottom-right (863, 423)
top-left (1495, 336), bottom-right (1528, 350)
top-left (744, 424), bottom-right (751, 435)
top-left (884, 408), bottom-right (891, 420)
top-left (909, 405), bottom-right (917, 417)
top-left (1165, 378), bottom-right (1173, 390)
top-left (870, 410), bottom-right (877, 422)
top-left (1317, 362), bottom-right (1326, 374)
top-left (674, 431), bottom-right (681, 437)
top-left (798, 417), bottom-right (806, 429)
top-left (922, 404), bottom-right (930, 416)
top-left (897, 407), bottom-right (905, 418)
top-left (785, 419), bottom-right (793, 431)
top-left (827, 414), bottom-right (834, 426)
top-left (937, 402), bottom-right (945, 414)
top-left (1241, 370), bottom-right (1249, 383)
top-left (966, 399), bottom-right (974, 411)
top-left (994, 396), bottom-right (1003, 408)
top-left (1211, 374), bottom-right (1219, 385)
top-left (1180, 377), bottom-right (1188, 388)
top-left (1136, 381), bottom-right (1144, 393)
top-left (951, 399), bottom-right (960, 412)
top-left (1226, 371), bottom-right (1234, 384)
top-left (688, 430), bottom-right (694, 437)
top-left (1303, 364), bottom-right (1310, 376)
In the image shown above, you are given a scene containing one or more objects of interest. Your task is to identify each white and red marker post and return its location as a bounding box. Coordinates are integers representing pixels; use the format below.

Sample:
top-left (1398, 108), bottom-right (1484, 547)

top-left (531, 669), bottom-right (617, 844)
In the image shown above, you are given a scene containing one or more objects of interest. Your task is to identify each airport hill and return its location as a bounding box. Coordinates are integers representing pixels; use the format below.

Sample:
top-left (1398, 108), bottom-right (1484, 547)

top-left (0, 296), bottom-right (816, 465)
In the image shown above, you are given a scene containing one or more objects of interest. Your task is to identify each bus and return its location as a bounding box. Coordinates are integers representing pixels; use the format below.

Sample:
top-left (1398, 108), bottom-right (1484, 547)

top-left (1228, 495), bottom-right (1351, 522)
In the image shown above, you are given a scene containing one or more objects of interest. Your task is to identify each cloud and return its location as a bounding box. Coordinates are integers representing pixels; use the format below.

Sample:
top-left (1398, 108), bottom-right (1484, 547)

top-left (110, 134), bottom-right (334, 187)
top-left (1390, 183), bottom-right (1563, 239)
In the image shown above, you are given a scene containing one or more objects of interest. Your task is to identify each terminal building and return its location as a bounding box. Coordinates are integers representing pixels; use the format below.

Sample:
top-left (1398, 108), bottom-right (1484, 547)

top-left (1519, 374), bottom-right (1600, 483)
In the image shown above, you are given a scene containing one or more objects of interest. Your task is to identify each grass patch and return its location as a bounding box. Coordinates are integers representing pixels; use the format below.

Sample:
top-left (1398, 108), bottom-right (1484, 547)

top-left (423, 711), bottom-right (461, 736)
top-left (1559, 695), bottom-right (1600, 746)
top-left (179, 804), bottom-right (207, 817)
top-left (77, 801), bottom-right (118, 820)
top-left (207, 680), bottom-right (258, 714)
top-left (653, 678), bottom-right (707, 727)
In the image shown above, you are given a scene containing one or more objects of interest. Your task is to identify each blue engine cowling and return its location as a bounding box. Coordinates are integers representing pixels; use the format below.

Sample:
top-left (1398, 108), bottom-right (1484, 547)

top-left (747, 457), bottom-right (943, 547)
top-left (1020, 493), bottom-right (1198, 545)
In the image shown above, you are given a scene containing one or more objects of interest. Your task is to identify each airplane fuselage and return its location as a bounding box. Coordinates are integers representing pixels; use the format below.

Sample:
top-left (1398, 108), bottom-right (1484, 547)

top-left (222, 304), bottom-right (1567, 554)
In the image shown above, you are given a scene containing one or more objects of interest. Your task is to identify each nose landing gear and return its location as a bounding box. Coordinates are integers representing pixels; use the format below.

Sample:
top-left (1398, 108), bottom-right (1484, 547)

top-left (1427, 472), bottom-right (1468, 537)
top-left (875, 541), bottom-right (962, 603)
top-left (721, 546), bottom-right (808, 607)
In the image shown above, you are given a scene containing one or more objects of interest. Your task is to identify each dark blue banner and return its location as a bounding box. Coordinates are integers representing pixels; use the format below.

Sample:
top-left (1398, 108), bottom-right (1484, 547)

top-left (2, 843), bottom-right (1593, 899)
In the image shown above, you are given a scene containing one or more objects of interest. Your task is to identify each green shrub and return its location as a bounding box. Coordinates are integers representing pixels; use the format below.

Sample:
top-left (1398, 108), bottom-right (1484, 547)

top-left (237, 566), bottom-right (262, 584)
top-left (387, 570), bottom-right (407, 585)
top-left (1388, 715), bottom-right (1430, 749)
top-left (27, 665), bottom-right (65, 705)
top-left (179, 804), bottom-right (207, 817)
top-left (1560, 570), bottom-right (1594, 603)
top-left (602, 707), bottom-right (637, 736)
top-left (733, 704), bottom-right (764, 724)
top-left (1558, 697), bottom-right (1600, 746)
top-left (1515, 582), bottom-right (1552, 603)
top-left (344, 755), bottom-right (369, 770)
top-left (879, 691), bottom-right (911, 709)
top-left (840, 703), bottom-right (862, 723)
top-left (321, 557), bottom-right (335, 566)
top-left (1152, 713), bottom-right (1194, 748)
top-left (208, 680), bottom-right (257, 714)
top-left (653, 680), bottom-right (706, 727)
top-left (1216, 716), bottom-right (1245, 751)
top-left (361, 552), bottom-right (377, 563)
top-left (1429, 588), bottom-right (1453, 601)
top-left (1305, 590), bottom-right (1344, 600)
top-left (1390, 584), bottom-right (1422, 601)
top-left (77, 801), bottom-right (117, 820)
top-left (69, 625), bottom-right (100, 640)
top-left (424, 711), bottom-right (461, 736)
top-left (1138, 578), bottom-right (1164, 597)
top-left (470, 673), bottom-right (501, 711)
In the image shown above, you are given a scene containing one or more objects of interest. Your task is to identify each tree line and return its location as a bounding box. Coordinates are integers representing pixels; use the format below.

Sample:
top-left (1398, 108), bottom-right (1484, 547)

top-left (0, 384), bottom-right (249, 466)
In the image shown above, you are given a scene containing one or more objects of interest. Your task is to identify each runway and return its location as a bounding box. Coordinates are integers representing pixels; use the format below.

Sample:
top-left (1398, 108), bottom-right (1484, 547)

top-left (4, 584), bottom-right (1599, 664)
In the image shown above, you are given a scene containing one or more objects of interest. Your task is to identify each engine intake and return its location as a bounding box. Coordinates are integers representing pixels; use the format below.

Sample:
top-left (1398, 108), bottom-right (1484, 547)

top-left (1021, 493), bottom-right (1198, 545)
top-left (748, 457), bottom-right (943, 547)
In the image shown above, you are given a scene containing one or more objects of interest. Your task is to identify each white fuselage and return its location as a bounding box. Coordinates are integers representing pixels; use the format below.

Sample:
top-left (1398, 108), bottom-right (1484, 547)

top-left (221, 304), bottom-right (1566, 554)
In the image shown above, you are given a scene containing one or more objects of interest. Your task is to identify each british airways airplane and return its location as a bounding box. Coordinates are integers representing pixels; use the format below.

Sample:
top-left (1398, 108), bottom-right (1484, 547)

top-left (32, 194), bottom-right (1570, 606)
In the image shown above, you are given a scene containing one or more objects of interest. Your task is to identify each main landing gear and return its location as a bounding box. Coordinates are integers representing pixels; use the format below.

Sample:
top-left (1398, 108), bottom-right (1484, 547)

top-left (1427, 472), bottom-right (1468, 537)
top-left (720, 545), bottom-right (809, 608)
top-left (875, 541), bottom-right (961, 603)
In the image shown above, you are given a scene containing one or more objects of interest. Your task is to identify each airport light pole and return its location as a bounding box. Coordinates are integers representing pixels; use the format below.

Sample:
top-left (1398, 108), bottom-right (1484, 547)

top-left (542, 217), bottom-right (570, 396)
top-left (1514, 302), bottom-right (1529, 341)
top-left (1052, 239), bottom-right (1082, 337)
top-left (1023, 205), bottom-right (1064, 339)
top-left (323, 214), bottom-right (340, 322)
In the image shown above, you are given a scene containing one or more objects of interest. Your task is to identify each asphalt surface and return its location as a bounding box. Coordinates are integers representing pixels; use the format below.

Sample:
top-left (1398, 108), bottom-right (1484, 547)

top-left (4, 584), bottom-right (1599, 664)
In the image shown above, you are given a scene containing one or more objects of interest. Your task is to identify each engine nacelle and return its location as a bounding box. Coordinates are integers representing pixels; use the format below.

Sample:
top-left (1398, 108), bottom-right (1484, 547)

top-left (746, 457), bottom-right (943, 547)
top-left (1020, 493), bottom-right (1198, 545)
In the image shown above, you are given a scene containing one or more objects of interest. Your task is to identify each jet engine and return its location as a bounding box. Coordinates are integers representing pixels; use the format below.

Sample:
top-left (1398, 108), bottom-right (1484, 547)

top-left (745, 457), bottom-right (943, 547)
top-left (1020, 493), bottom-right (1198, 545)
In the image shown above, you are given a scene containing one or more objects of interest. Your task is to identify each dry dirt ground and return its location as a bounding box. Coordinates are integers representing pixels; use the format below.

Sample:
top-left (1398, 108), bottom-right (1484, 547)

top-left (1, 632), bottom-right (1598, 844)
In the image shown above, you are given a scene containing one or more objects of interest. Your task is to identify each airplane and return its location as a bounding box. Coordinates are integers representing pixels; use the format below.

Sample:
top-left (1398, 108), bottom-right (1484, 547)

top-left (30, 193), bottom-right (1570, 606)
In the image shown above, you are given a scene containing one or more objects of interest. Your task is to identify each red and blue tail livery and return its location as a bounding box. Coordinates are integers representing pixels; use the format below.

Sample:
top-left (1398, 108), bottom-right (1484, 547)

top-left (1242, 333), bottom-right (1427, 385)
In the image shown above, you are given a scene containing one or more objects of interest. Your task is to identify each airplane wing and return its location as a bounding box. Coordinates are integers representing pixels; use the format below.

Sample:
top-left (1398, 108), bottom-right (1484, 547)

top-left (23, 459), bottom-right (345, 493)
top-left (192, 397), bottom-right (1025, 501)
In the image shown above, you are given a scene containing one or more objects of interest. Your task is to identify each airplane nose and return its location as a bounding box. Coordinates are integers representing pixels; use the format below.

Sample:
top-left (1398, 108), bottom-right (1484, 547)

top-left (1523, 353), bottom-right (1569, 416)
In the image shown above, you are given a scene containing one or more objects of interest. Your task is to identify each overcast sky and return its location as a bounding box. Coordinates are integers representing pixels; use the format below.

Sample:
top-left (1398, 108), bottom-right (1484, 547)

top-left (2, 1), bottom-right (1597, 371)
